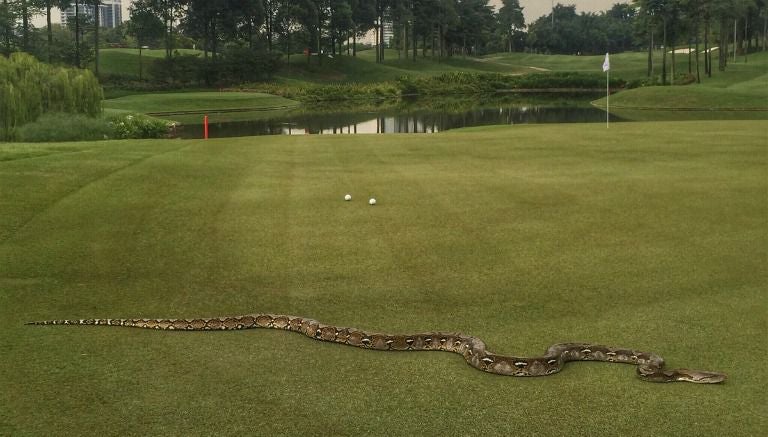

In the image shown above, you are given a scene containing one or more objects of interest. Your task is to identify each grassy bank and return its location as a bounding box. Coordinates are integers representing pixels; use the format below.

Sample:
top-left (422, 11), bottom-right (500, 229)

top-left (103, 91), bottom-right (299, 116)
top-left (595, 51), bottom-right (768, 111)
top-left (1, 121), bottom-right (766, 435)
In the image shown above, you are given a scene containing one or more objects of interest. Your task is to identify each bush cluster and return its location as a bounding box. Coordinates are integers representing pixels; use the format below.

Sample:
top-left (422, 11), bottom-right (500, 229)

top-left (108, 113), bottom-right (176, 139)
top-left (14, 112), bottom-right (174, 142)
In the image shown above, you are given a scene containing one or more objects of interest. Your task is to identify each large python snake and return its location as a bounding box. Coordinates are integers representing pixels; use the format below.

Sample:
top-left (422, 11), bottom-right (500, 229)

top-left (28, 313), bottom-right (726, 383)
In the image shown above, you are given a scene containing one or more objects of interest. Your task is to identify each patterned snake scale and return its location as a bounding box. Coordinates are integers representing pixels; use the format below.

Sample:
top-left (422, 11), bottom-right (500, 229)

top-left (28, 313), bottom-right (726, 383)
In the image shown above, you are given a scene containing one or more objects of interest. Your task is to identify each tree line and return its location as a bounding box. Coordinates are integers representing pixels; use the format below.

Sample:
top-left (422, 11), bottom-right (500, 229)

top-left (1, 0), bottom-right (766, 83)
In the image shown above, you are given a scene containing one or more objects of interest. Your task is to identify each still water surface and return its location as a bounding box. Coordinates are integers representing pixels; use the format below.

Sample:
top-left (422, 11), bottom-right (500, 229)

top-left (178, 100), bottom-right (621, 138)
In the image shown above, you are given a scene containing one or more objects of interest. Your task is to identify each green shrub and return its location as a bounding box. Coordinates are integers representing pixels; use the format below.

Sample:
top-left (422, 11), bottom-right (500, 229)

top-left (15, 113), bottom-right (113, 142)
top-left (107, 113), bottom-right (175, 139)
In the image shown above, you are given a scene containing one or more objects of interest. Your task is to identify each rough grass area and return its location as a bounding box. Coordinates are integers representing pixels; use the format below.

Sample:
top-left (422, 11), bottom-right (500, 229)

top-left (1, 121), bottom-right (766, 435)
top-left (102, 91), bottom-right (299, 115)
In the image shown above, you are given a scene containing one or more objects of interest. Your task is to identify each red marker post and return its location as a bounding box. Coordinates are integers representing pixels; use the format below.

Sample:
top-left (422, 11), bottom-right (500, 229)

top-left (204, 115), bottom-right (209, 139)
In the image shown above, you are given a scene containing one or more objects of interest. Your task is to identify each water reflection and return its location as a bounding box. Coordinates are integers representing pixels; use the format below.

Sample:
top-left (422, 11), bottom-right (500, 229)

top-left (179, 102), bottom-right (621, 139)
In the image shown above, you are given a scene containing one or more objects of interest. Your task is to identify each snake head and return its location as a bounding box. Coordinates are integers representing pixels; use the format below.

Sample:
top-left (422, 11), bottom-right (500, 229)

top-left (676, 369), bottom-right (727, 384)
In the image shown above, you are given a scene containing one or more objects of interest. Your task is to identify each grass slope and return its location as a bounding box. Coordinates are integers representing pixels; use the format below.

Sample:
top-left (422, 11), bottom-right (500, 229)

top-left (98, 48), bottom-right (202, 79)
top-left (596, 51), bottom-right (768, 111)
top-left (1, 121), bottom-right (766, 435)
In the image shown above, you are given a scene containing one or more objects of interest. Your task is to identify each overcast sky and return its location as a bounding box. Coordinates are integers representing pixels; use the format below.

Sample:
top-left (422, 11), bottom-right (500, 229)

top-left (514, 1), bottom-right (628, 22)
top-left (38, 1), bottom-right (629, 28)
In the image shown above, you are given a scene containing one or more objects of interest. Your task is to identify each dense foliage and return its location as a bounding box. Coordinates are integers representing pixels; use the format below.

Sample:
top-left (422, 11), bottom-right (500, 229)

top-left (0, 52), bottom-right (102, 140)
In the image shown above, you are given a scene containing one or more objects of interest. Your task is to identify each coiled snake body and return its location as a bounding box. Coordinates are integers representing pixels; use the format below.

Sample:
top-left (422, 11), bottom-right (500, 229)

top-left (28, 313), bottom-right (726, 383)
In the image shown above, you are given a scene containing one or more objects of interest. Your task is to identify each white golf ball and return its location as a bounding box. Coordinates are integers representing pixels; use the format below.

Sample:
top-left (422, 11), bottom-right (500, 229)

top-left (344, 194), bottom-right (352, 201)
top-left (369, 198), bottom-right (376, 205)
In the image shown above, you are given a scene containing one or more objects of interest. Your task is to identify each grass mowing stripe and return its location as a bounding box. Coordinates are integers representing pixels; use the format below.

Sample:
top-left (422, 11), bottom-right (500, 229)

top-left (1, 121), bottom-right (766, 435)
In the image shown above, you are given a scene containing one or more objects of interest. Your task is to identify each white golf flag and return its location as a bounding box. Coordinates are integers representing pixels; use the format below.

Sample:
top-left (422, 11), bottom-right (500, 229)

top-left (602, 53), bottom-right (610, 72)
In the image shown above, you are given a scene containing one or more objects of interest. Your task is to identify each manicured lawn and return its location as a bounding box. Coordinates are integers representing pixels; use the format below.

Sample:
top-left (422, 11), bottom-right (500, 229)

top-left (103, 91), bottom-right (299, 115)
top-left (1, 121), bottom-right (766, 435)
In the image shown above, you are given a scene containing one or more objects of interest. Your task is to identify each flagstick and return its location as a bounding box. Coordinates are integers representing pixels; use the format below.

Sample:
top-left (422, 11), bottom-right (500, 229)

top-left (606, 68), bottom-right (610, 129)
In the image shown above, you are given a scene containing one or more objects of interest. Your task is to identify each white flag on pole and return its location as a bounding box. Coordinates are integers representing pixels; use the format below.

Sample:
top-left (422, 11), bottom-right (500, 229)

top-left (602, 52), bottom-right (610, 72)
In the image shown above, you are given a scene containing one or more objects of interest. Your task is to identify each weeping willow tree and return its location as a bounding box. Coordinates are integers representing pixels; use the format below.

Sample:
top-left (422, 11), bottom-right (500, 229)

top-left (0, 52), bottom-right (102, 140)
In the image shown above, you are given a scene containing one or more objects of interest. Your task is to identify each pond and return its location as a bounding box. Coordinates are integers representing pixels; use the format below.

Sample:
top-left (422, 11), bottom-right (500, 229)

top-left (174, 95), bottom-right (765, 139)
top-left (176, 95), bottom-right (621, 138)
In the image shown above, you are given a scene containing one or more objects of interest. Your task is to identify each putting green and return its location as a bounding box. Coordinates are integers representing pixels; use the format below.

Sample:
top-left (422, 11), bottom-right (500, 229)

top-left (1, 121), bottom-right (765, 435)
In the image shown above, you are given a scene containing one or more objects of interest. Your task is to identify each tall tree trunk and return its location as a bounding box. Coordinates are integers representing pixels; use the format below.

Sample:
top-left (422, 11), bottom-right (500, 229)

top-left (94, 0), bottom-right (100, 77)
top-left (165, 4), bottom-right (171, 59)
top-left (412, 17), bottom-right (416, 61)
top-left (705, 19), bottom-right (711, 77)
top-left (75, 1), bottom-right (81, 68)
top-left (662, 18), bottom-right (667, 85)
top-left (439, 24), bottom-right (443, 59)
top-left (734, 19), bottom-right (738, 62)
top-left (211, 17), bottom-right (217, 61)
top-left (671, 40), bottom-right (675, 85)
top-left (47, 4), bottom-right (53, 62)
top-left (744, 15), bottom-right (749, 62)
top-left (247, 19), bottom-right (252, 50)
top-left (695, 21), bottom-right (701, 83)
top-left (431, 26), bottom-right (435, 58)
top-left (688, 37), bottom-right (692, 74)
top-left (21, 0), bottom-right (28, 51)
top-left (203, 19), bottom-right (209, 59)
top-left (2, 0), bottom-right (8, 55)
top-left (380, 15), bottom-right (385, 62)
top-left (317, 23), bottom-right (322, 65)
top-left (719, 17), bottom-right (727, 71)
top-left (267, 9), bottom-right (272, 53)
top-left (647, 26), bottom-right (653, 77)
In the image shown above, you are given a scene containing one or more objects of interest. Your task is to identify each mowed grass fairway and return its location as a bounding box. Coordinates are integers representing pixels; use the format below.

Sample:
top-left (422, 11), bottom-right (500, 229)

top-left (1, 121), bottom-right (766, 435)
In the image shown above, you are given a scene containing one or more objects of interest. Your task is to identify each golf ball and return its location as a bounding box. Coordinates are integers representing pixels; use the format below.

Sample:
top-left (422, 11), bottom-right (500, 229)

top-left (344, 194), bottom-right (352, 201)
top-left (369, 198), bottom-right (376, 205)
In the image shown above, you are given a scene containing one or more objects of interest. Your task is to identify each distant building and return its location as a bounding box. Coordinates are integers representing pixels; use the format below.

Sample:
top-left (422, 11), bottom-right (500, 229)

top-left (61, 0), bottom-right (122, 28)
